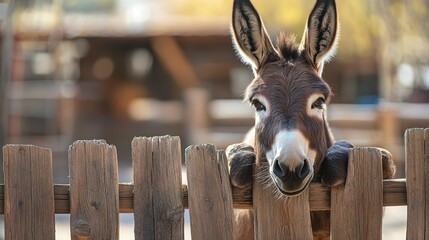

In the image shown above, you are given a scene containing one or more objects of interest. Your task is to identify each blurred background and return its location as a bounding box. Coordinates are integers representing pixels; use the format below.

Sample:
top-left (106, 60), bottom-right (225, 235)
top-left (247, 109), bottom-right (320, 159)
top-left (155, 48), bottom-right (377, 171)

top-left (0, 0), bottom-right (428, 239)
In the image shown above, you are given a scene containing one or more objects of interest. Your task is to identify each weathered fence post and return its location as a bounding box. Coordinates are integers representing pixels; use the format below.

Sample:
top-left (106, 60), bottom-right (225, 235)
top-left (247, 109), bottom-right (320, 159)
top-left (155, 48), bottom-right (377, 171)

top-left (3, 145), bottom-right (55, 240)
top-left (406, 128), bottom-right (429, 240)
top-left (186, 144), bottom-right (234, 239)
top-left (132, 136), bottom-right (184, 240)
top-left (253, 162), bottom-right (313, 239)
top-left (69, 140), bottom-right (119, 239)
top-left (331, 148), bottom-right (383, 240)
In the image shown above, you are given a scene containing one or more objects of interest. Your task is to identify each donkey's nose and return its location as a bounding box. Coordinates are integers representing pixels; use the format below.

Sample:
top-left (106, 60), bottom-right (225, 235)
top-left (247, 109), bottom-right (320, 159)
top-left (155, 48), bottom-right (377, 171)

top-left (296, 159), bottom-right (311, 180)
top-left (272, 158), bottom-right (310, 181)
top-left (272, 158), bottom-right (292, 180)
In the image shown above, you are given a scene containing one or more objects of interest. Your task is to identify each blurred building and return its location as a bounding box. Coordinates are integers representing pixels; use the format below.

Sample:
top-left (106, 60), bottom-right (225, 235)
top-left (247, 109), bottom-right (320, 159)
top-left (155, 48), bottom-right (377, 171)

top-left (1, 0), bottom-right (429, 181)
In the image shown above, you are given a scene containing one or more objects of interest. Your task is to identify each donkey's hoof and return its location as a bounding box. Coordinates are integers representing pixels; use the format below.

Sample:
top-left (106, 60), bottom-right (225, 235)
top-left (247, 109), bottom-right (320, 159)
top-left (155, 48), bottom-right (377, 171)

top-left (320, 140), bottom-right (354, 187)
top-left (377, 148), bottom-right (396, 179)
top-left (226, 143), bottom-right (255, 188)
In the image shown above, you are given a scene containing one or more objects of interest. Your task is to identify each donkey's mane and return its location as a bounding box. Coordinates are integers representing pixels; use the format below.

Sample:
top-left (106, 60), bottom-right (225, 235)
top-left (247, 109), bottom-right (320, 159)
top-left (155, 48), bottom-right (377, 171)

top-left (276, 32), bottom-right (300, 62)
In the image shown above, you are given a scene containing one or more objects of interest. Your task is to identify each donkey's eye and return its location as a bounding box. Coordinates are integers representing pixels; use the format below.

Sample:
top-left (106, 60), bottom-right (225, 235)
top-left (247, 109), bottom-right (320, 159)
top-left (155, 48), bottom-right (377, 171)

top-left (311, 97), bottom-right (325, 109)
top-left (252, 99), bottom-right (266, 112)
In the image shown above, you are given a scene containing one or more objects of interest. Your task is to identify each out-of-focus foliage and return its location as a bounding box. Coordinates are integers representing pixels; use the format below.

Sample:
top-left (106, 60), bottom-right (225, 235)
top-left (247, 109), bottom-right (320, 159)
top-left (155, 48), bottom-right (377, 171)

top-left (64, 0), bottom-right (116, 12)
top-left (171, 0), bottom-right (429, 61)
top-left (16, 0), bottom-right (428, 63)
top-left (377, 0), bottom-right (429, 63)
top-left (10, 0), bottom-right (429, 101)
top-left (375, 0), bottom-right (429, 100)
top-left (171, 0), bottom-right (377, 59)
top-left (170, 0), bottom-right (429, 101)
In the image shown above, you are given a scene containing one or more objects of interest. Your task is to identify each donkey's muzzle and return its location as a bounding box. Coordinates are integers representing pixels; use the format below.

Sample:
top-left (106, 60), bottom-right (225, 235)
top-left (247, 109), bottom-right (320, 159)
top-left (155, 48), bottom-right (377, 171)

top-left (272, 158), bottom-right (311, 181)
top-left (271, 158), bottom-right (313, 196)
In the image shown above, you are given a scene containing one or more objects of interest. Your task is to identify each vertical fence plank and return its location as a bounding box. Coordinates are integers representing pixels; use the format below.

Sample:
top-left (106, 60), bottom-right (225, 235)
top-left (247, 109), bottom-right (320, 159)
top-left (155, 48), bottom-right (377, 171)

top-left (425, 128), bottom-right (429, 240)
top-left (3, 145), bottom-right (55, 240)
top-left (69, 140), bottom-right (119, 239)
top-left (132, 136), bottom-right (184, 240)
top-left (185, 144), bottom-right (234, 240)
top-left (331, 148), bottom-right (383, 240)
top-left (252, 162), bottom-right (313, 239)
top-left (406, 128), bottom-right (429, 240)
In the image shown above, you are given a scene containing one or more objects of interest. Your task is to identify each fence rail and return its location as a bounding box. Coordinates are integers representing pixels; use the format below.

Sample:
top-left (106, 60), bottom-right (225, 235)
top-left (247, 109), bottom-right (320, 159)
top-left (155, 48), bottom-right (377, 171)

top-left (0, 178), bottom-right (408, 214)
top-left (0, 128), bottom-right (427, 239)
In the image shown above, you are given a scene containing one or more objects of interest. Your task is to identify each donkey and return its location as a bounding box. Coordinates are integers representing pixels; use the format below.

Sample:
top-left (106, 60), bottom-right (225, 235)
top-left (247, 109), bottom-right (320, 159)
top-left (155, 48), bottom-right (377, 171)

top-left (225, 0), bottom-right (396, 239)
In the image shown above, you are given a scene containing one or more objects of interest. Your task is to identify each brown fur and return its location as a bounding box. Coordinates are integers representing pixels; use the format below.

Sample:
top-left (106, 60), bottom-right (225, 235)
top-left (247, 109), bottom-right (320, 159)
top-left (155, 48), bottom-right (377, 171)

top-left (227, 0), bottom-right (396, 239)
top-left (244, 58), bottom-right (333, 168)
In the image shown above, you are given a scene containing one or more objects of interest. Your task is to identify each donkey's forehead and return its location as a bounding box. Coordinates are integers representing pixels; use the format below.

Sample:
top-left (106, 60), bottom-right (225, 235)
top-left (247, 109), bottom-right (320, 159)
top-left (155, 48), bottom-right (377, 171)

top-left (245, 61), bottom-right (332, 101)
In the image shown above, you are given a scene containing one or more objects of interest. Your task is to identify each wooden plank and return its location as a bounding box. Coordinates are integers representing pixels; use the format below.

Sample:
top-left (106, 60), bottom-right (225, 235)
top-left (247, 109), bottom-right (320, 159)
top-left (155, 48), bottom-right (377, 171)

top-left (425, 129), bottom-right (429, 240)
top-left (405, 128), bottom-right (427, 240)
top-left (0, 178), bottom-right (408, 214)
top-left (69, 140), bottom-right (119, 240)
top-left (253, 162), bottom-right (313, 239)
top-left (3, 145), bottom-right (55, 240)
top-left (183, 88), bottom-right (210, 145)
top-left (151, 36), bottom-right (199, 89)
top-left (331, 148), bottom-right (383, 240)
top-left (377, 106), bottom-right (398, 150)
top-left (132, 136), bottom-right (184, 240)
top-left (383, 178), bottom-right (407, 206)
top-left (0, 1), bottom-right (13, 155)
top-left (185, 144), bottom-right (234, 240)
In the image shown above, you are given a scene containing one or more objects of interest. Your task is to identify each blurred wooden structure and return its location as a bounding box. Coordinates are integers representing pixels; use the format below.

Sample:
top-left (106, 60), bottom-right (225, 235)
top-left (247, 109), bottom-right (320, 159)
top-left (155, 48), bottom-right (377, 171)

top-left (2, 15), bottom-right (429, 184)
top-left (0, 2), bottom-right (11, 156)
top-left (0, 129), bottom-right (428, 238)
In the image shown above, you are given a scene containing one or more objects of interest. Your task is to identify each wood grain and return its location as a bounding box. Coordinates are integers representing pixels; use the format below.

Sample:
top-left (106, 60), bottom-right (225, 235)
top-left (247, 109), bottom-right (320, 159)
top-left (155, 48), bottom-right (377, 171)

top-left (422, 128), bottom-right (429, 240)
top-left (2, 131), bottom-right (425, 240)
top-left (132, 136), bottom-right (184, 240)
top-left (331, 148), bottom-right (383, 240)
top-left (0, 178), bottom-right (408, 214)
top-left (186, 144), bottom-right (234, 240)
top-left (405, 128), bottom-right (428, 240)
top-left (253, 162), bottom-right (313, 239)
top-left (69, 140), bottom-right (119, 240)
top-left (3, 145), bottom-right (55, 240)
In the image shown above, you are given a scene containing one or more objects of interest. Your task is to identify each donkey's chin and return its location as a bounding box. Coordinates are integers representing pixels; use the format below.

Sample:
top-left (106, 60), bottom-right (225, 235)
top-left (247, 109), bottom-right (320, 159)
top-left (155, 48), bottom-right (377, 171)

top-left (272, 173), bottom-right (314, 197)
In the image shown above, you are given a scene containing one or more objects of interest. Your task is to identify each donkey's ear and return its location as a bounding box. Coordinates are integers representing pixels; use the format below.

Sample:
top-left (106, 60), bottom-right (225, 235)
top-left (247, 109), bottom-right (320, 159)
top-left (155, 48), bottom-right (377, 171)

top-left (300, 0), bottom-right (339, 76)
top-left (231, 0), bottom-right (277, 71)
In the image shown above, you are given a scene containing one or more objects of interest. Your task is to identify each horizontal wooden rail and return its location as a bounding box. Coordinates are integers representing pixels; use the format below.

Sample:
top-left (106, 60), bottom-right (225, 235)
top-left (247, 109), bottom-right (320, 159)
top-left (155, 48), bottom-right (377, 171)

top-left (0, 179), bottom-right (407, 214)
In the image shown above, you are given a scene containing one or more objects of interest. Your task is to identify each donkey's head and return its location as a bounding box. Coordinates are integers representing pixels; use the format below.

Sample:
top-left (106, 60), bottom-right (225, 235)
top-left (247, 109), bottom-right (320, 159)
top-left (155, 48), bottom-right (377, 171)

top-left (231, 0), bottom-right (338, 196)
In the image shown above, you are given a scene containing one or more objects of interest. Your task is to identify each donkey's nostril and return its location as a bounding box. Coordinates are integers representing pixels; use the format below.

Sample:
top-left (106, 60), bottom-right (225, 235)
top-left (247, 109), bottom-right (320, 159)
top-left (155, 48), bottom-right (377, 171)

top-left (296, 159), bottom-right (311, 180)
top-left (272, 158), bottom-right (291, 180)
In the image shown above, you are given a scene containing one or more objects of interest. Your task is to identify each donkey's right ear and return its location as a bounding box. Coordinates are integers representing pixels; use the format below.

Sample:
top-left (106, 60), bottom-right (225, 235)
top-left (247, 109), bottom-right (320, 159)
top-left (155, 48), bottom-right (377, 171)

top-left (231, 0), bottom-right (277, 72)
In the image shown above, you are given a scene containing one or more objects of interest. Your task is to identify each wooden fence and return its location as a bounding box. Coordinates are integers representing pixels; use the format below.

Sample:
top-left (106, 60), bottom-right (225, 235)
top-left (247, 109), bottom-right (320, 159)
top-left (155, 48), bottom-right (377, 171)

top-left (0, 128), bottom-right (427, 239)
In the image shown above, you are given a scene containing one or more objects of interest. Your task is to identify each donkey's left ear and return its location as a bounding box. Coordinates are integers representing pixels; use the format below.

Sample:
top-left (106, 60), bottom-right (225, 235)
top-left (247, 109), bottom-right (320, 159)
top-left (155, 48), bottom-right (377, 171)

top-left (300, 0), bottom-right (339, 76)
